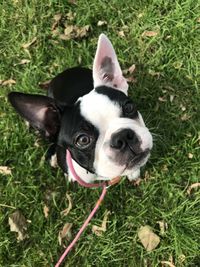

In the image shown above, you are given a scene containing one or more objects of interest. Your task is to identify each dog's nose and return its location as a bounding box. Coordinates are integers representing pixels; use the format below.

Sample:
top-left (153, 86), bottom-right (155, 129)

top-left (110, 129), bottom-right (140, 152)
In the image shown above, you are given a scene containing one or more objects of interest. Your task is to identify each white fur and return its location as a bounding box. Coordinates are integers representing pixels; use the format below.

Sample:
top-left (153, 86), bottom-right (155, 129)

top-left (68, 34), bottom-right (152, 182)
top-left (68, 159), bottom-right (112, 182)
top-left (50, 154), bottom-right (58, 168)
top-left (79, 90), bottom-right (121, 132)
top-left (80, 91), bottom-right (152, 179)
top-left (68, 159), bottom-right (98, 182)
top-left (68, 157), bottom-right (142, 183)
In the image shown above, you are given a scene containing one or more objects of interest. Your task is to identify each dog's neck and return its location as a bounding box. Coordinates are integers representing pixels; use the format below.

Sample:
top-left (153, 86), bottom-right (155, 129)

top-left (67, 158), bottom-right (111, 183)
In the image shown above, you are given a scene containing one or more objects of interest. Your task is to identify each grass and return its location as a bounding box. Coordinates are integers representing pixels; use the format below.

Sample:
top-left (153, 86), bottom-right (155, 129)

top-left (0, 0), bottom-right (200, 266)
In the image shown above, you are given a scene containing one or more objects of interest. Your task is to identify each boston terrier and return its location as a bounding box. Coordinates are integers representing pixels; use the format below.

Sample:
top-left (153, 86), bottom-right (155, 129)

top-left (8, 34), bottom-right (153, 183)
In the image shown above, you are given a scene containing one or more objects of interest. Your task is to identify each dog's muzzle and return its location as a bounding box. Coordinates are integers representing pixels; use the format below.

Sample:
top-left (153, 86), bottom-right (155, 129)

top-left (110, 129), bottom-right (141, 153)
top-left (110, 128), bottom-right (151, 168)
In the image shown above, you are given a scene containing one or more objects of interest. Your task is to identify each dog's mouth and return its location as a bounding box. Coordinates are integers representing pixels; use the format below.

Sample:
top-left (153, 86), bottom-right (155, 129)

top-left (125, 149), bottom-right (150, 169)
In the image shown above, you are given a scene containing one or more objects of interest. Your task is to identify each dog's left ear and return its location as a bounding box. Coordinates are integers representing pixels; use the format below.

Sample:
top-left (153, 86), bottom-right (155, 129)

top-left (8, 92), bottom-right (60, 138)
top-left (93, 33), bottom-right (128, 95)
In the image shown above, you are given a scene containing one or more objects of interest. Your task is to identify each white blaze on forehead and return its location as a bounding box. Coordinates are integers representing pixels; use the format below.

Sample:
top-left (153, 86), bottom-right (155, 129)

top-left (80, 90), bottom-right (121, 131)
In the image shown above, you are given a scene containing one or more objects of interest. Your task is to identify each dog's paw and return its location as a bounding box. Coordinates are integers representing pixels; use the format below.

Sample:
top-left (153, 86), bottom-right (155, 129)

top-left (65, 173), bottom-right (74, 182)
top-left (127, 169), bottom-right (140, 181)
top-left (49, 154), bottom-right (58, 168)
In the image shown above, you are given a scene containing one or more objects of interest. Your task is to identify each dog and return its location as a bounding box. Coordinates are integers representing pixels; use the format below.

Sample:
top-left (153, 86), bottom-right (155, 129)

top-left (8, 34), bottom-right (153, 183)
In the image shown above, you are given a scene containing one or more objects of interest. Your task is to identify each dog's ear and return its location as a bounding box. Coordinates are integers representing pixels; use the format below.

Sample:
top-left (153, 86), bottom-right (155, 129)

top-left (8, 92), bottom-right (60, 138)
top-left (93, 33), bottom-right (128, 95)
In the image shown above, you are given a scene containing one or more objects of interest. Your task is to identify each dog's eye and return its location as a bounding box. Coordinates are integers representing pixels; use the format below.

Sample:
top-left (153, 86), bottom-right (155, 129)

top-left (123, 102), bottom-right (135, 114)
top-left (75, 134), bottom-right (91, 148)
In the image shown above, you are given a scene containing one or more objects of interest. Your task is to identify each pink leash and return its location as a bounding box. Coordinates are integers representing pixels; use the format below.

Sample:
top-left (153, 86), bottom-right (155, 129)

top-left (55, 150), bottom-right (120, 267)
top-left (66, 150), bottom-right (106, 188)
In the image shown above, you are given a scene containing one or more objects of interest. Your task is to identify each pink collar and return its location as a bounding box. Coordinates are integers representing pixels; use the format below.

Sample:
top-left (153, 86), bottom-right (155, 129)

top-left (66, 150), bottom-right (120, 188)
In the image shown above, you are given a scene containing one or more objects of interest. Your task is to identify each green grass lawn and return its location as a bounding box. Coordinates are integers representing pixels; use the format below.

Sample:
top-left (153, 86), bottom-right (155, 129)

top-left (0, 0), bottom-right (200, 266)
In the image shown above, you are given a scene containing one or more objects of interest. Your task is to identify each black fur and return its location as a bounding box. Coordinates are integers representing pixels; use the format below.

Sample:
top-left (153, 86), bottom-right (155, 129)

top-left (95, 86), bottom-right (139, 119)
top-left (48, 67), bottom-right (93, 108)
top-left (8, 67), bottom-right (95, 173)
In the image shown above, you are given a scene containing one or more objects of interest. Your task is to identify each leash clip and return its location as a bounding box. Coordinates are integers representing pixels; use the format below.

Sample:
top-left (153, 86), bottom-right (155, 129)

top-left (106, 176), bottom-right (121, 188)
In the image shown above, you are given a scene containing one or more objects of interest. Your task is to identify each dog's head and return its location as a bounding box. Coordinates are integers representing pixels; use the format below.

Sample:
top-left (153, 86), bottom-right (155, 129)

top-left (9, 34), bottom-right (152, 179)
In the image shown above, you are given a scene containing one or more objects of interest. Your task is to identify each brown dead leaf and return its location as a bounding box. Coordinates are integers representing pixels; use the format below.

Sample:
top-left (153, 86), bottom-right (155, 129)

top-left (165, 35), bottom-right (172, 40)
top-left (138, 225), bottom-right (160, 251)
top-left (60, 25), bottom-right (90, 40)
top-left (0, 79), bottom-right (16, 86)
top-left (54, 13), bottom-right (62, 22)
top-left (22, 37), bottom-right (37, 49)
top-left (157, 220), bottom-right (168, 236)
top-left (14, 59), bottom-right (31, 66)
top-left (0, 166), bottom-right (12, 175)
top-left (197, 18), bottom-right (200, 23)
top-left (160, 261), bottom-right (175, 267)
top-left (23, 48), bottom-right (32, 59)
top-left (92, 210), bottom-right (110, 236)
top-left (178, 254), bottom-right (186, 263)
top-left (143, 171), bottom-right (150, 182)
top-left (19, 59), bottom-right (31, 65)
top-left (52, 28), bottom-right (60, 36)
top-left (170, 95), bottom-right (175, 103)
top-left (126, 76), bottom-right (136, 83)
top-left (158, 96), bottom-right (167, 102)
top-left (162, 164), bottom-right (169, 172)
top-left (118, 30), bottom-right (125, 37)
top-left (181, 113), bottom-right (191, 121)
top-left (8, 210), bottom-right (28, 241)
top-left (59, 34), bottom-right (70, 40)
top-left (76, 25), bottom-right (90, 38)
top-left (132, 178), bottom-right (142, 186)
top-left (180, 104), bottom-right (186, 111)
top-left (187, 182), bottom-right (200, 195)
top-left (60, 193), bottom-right (72, 216)
top-left (142, 30), bottom-right (158, 37)
top-left (123, 64), bottom-right (136, 75)
top-left (66, 11), bottom-right (76, 21)
top-left (44, 189), bottom-right (55, 204)
top-left (138, 13), bottom-right (143, 18)
top-left (58, 223), bottom-right (73, 246)
top-left (97, 20), bottom-right (107, 26)
top-left (38, 80), bottom-right (50, 90)
top-left (52, 13), bottom-right (62, 31)
top-left (188, 153), bottom-right (193, 159)
top-left (64, 25), bottom-right (74, 37)
top-left (173, 61), bottom-right (183, 69)
top-left (123, 64), bottom-right (136, 84)
top-left (128, 64), bottom-right (136, 74)
top-left (43, 204), bottom-right (49, 219)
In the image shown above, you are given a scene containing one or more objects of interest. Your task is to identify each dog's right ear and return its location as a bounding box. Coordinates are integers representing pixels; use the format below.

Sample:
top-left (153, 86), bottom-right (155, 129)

top-left (8, 92), bottom-right (60, 138)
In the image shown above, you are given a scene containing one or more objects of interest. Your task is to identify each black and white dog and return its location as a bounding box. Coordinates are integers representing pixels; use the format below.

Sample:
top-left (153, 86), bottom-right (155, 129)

top-left (8, 34), bottom-right (152, 183)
